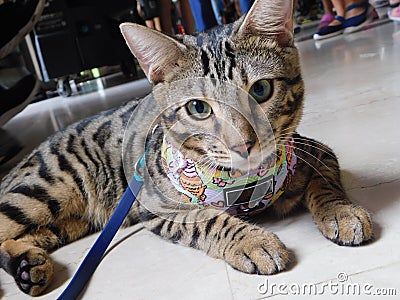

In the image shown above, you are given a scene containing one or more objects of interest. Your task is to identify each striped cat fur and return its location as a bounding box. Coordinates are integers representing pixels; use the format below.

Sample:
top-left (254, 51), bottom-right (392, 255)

top-left (0, 0), bottom-right (372, 296)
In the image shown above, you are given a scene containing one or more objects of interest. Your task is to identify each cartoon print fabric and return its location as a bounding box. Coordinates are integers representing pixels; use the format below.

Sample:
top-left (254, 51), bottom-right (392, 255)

top-left (161, 136), bottom-right (297, 215)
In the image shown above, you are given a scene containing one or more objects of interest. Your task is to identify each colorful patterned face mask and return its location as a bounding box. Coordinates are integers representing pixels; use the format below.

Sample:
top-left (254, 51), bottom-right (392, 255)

top-left (161, 136), bottom-right (297, 216)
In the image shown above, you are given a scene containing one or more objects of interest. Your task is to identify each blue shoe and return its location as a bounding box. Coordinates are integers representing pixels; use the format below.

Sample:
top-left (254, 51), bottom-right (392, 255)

top-left (313, 16), bottom-right (345, 40)
top-left (343, 1), bottom-right (375, 34)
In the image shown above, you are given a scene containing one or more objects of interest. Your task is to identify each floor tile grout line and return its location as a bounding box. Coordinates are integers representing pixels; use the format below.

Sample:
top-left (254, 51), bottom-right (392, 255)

top-left (346, 177), bottom-right (400, 191)
top-left (225, 263), bottom-right (235, 300)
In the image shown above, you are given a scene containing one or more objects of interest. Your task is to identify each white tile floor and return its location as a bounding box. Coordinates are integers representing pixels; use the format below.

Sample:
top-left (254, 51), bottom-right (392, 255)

top-left (1, 21), bottom-right (400, 299)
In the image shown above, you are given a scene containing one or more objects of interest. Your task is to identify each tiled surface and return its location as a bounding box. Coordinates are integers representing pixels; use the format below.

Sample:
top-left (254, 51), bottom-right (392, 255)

top-left (1, 22), bottom-right (400, 299)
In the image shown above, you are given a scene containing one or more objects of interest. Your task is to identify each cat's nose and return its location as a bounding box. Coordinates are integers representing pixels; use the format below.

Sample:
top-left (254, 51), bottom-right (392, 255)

top-left (231, 141), bottom-right (255, 159)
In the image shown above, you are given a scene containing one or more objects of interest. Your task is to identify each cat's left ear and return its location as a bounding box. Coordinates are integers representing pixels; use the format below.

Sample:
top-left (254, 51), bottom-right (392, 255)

top-left (120, 23), bottom-right (187, 83)
top-left (237, 0), bottom-right (295, 47)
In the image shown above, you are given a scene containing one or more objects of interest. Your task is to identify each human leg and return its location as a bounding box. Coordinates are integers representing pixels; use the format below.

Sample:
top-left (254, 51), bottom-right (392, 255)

top-left (145, 19), bottom-right (155, 29)
top-left (318, 0), bottom-right (335, 29)
top-left (153, 17), bottom-right (162, 31)
top-left (314, 0), bottom-right (346, 40)
top-left (322, 0), bottom-right (334, 14)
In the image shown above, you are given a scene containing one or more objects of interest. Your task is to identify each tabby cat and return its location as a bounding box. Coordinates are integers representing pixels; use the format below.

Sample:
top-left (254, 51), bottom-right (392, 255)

top-left (0, 0), bottom-right (372, 296)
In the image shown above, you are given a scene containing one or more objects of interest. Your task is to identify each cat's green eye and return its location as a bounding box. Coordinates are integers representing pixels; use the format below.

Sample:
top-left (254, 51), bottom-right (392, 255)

top-left (186, 100), bottom-right (213, 119)
top-left (249, 79), bottom-right (273, 103)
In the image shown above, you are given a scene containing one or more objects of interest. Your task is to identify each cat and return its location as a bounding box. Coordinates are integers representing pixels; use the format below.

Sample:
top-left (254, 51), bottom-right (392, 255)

top-left (0, 0), bottom-right (372, 296)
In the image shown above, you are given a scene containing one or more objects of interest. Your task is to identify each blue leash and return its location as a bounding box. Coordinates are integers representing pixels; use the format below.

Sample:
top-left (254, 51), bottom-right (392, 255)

top-left (57, 173), bottom-right (143, 300)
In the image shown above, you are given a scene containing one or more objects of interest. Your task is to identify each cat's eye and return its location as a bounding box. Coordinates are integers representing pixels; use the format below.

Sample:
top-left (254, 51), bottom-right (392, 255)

top-left (186, 100), bottom-right (212, 119)
top-left (249, 79), bottom-right (273, 103)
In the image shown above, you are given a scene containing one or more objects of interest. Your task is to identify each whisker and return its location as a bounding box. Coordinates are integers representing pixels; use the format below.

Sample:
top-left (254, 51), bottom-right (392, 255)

top-left (278, 133), bottom-right (335, 153)
top-left (276, 143), bottom-right (337, 179)
top-left (276, 142), bottom-right (335, 171)
top-left (279, 125), bottom-right (299, 133)
top-left (279, 139), bottom-right (336, 160)
top-left (291, 154), bottom-right (331, 186)
top-left (195, 157), bottom-right (217, 178)
top-left (267, 135), bottom-right (293, 150)
top-left (202, 160), bottom-right (215, 175)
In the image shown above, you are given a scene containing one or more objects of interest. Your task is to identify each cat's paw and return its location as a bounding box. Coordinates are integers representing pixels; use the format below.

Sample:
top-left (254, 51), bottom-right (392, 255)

top-left (15, 248), bottom-right (54, 296)
top-left (1, 240), bottom-right (54, 296)
top-left (224, 228), bottom-right (289, 275)
top-left (315, 204), bottom-right (373, 246)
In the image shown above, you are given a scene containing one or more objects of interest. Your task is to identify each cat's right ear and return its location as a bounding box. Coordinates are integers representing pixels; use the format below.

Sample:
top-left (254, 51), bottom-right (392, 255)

top-left (120, 23), bottom-right (186, 83)
top-left (237, 0), bottom-right (295, 47)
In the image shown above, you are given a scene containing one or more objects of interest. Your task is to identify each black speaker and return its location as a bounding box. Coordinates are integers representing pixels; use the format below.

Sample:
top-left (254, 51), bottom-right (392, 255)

top-left (31, 0), bottom-right (144, 81)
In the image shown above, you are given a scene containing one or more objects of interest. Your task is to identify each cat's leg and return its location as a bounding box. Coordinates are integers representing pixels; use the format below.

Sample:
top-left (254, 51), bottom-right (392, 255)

top-left (285, 133), bottom-right (373, 245)
top-left (0, 218), bottom-right (92, 296)
top-left (137, 199), bottom-right (290, 275)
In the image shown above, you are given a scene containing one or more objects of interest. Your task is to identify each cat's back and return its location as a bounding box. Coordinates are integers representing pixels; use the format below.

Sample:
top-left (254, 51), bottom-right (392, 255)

top-left (0, 99), bottom-right (140, 210)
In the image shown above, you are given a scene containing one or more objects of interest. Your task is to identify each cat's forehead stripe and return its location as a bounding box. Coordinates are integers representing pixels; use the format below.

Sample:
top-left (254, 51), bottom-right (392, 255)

top-left (189, 32), bottom-right (296, 86)
top-left (195, 39), bottom-right (239, 82)
top-left (200, 50), bottom-right (210, 77)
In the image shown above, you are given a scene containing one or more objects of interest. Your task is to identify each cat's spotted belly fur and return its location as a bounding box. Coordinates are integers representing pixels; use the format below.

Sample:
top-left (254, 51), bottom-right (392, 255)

top-left (0, 0), bottom-right (372, 297)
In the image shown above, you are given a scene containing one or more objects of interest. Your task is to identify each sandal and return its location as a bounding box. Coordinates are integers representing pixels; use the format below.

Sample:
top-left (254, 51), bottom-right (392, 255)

top-left (388, 2), bottom-right (400, 21)
top-left (318, 13), bottom-right (335, 30)
top-left (343, 1), bottom-right (376, 34)
top-left (374, 0), bottom-right (389, 8)
top-left (313, 16), bottom-right (345, 40)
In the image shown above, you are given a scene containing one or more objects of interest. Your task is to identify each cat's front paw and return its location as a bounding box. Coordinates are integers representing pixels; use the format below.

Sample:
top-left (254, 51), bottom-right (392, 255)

top-left (1, 240), bottom-right (54, 296)
top-left (15, 248), bottom-right (54, 296)
top-left (315, 204), bottom-right (373, 246)
top-left (224, 227), bottom-right (289, 275)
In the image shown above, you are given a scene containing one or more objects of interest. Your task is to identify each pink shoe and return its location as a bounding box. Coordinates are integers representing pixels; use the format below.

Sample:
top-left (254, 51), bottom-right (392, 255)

top-left (388, 5), bottom-right (400, 21)
top-left (318, 13), bottom-right (335, 30)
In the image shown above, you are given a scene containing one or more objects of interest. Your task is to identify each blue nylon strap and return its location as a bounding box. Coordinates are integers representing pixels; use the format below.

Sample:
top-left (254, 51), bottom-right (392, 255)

top-left (346, 1), bottom-right (368, 11)
top-left (57, 174), bottom-right (143, 300)
top-left (335, 16), bottom-right (345, 23)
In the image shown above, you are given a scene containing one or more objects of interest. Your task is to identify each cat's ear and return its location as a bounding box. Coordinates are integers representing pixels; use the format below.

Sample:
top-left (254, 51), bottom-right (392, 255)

top-left (237, 0), bottom-right (295, 46)
top-left (120, 23), bottom-right (187, 83)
